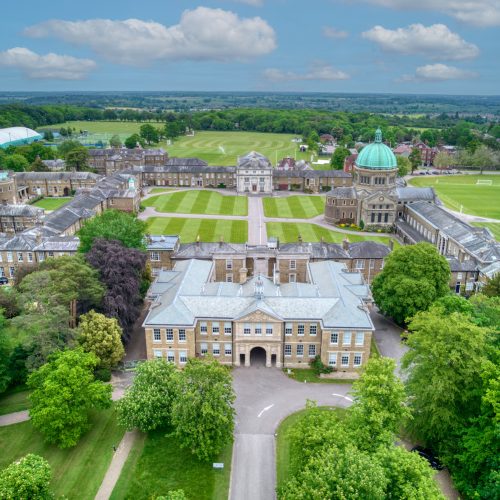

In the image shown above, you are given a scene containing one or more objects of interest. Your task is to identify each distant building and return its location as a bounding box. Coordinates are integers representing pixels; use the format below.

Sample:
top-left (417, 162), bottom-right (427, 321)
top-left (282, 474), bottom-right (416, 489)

top-left (0, 127), bottom-right (43, 149)
top-left (236, 151), bottom-right (273, 194)
top-left (276, 158), bottom-right (312, 171)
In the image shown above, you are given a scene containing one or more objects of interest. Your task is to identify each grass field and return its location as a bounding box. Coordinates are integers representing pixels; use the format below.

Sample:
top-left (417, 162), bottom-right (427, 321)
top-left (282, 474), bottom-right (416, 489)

top-left (110, 429), bottom-right (231, 500)
top-left (0, 388), bottom-right (30, 416)
top-left (0, 407), bottom-right (124, 499)
top-left (146, 217), bottom-right (248, 243)
top-left (471, 222), bottom-right (500, 241)
top-left (32, 197), bottom-right (73, 211)
top-left (39, 122), bottom-right (311, 166)
top-left (142, 190), bottom-right (248, 216)
top-left (263, 195), bottom-right (325, 219)
top-left (266, 222), bottom-right (396, 246)
top-left (409, 175), bottom-right (500, 219)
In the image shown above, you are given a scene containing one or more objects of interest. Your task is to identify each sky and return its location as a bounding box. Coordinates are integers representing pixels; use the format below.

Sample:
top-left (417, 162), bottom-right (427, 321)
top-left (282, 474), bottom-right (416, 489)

top-left (0, 0), bottom-right (498, 94)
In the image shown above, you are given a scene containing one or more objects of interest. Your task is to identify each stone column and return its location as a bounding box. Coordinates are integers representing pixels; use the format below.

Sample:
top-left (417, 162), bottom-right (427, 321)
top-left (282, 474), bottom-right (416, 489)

top-left (275, 345), bottom-right (282, 368)
top-left (234, 345), bottom-right (240, 367)
top-left (265, 347), bottom-right (271, 368)
top-left (244, 345), bottom-right (250, 367)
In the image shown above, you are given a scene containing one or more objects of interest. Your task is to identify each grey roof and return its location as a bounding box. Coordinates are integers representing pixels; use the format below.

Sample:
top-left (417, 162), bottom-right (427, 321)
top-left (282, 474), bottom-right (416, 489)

top-left (396, 187), bottom-right (436, 202)
top-left (33, 235), bottom-right (80, 252)
top-left (480, 261), bottom-right (500, 278)
top-left (329, 186), bottom-right (357, 198)
top-left (237, 151), bottom-right (272, 170)
top-left (0, 204), bottom-right (43, 217)
top-left (16, 171), bottom-right (102, 182)
top-left (174, 242), bottom-right (247, 259)
top-left (395, 219), bottom-right (430, 244)
top-left (446, 256), bottom-right (478, 272)
top-left (144, 259), bottom-right (373, 330)
top-left (273, 169), bottom-right (351, 179)
top-left (147, 235), bottom-right (179, 251)
top-left (42, 159), bottom-right (66, 169)
top-left (143, 165), bottom-right (234, 174)
top-left (0, 234), bottom-right (37, 251)
top-left (165, 158), bottom-right (208, 167)
top-left (347, 241), bottom-right (391, 259)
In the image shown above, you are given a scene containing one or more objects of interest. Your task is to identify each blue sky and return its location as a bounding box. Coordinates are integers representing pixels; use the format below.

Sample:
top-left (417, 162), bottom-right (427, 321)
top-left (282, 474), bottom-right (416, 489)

top-left (0, 0), bottom-right (498, 94)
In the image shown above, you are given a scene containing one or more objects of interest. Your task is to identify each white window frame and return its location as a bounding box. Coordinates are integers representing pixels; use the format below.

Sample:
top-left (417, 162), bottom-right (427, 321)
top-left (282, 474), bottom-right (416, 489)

top-left (355, 332), bottom-right (365, 346)
top-left (255, 323), bottom-right (262, 336)
top-left (328, 352), bottom-right (337, 367)
top-left (289, 273), bottom-right (296, 283)
top-left (296, 344), bottom-right (304, 357)
top-left (284, 344), bottom-right (292, 357)
top-left (285, 323), bottom-right (293, 336)
top-left (166, 328), bottom-right (174, 342)
top-left (308, 344), bottom-right (316, 358)
top-left (224, 343), bottom-right (232, 356)
top-left (167, 351), bottom-right (175, 363)
top-left (226, 259), bottom-right (233, 270)
top-left (200, 343), bottom-right (208, 355)
top-left (343, 332), bottom-right (352, 346)
top-left (265, 324), bottom-right (273, 336)
top-left (290, 260), bottom-right (296, 270)
top-left (150, 251), bottom-right (160, 262)
top-left (178, 329), bottom-right (186, 343)
top-left (297, 324), bottom-right (305, 336)
top-left (353, 353), bottom-right (362, 367)
top-left (341, 353), bottom-right (350, 367)
top-left (309, 324), bottom-right (317, 336)
top-left (212, 343), bottom-right (220, 356)
top-left (153, 349), bottom-right (163, 359)
top-left (355, 259), bottom-right (364, 270)
top-left (200, 322), bottom-right (208, 334)
top-left (224, 322), bottom-right (232, 335)
top-left (18, 253), bottom-right (24, 262)
top-left (153, 328), bottom-right (161, 342)
top-left (179, 351), bottom-right (187, 364)
top-left (243, 323), bottom-right (251, 335)
top-left (212, 322), bottom-right (220, 335)
top-left (330, 332), bottom-right (339, 345)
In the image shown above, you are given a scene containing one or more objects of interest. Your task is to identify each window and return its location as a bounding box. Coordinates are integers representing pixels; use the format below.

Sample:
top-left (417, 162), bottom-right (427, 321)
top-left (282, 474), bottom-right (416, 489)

top-left (224, 322), bottom-right (232, 335)
top-left (355, 332), bottom-right (365, 346)
top-left (309, 324), bottom-right (317, 336)
top-left (255, 324), bottom-right (262, 336)
top-left (355, 260), bottom-right (364, 270)
top-left (153, 329), bottom-right (161, 342)
top-left (200, 322), bottom-right (207, 334)
top-left (212, 322), bottom-right (220, 334)
top-left (226, 274), bottom-right (233, 283)
top-left (284, 344), bottom-right (292, 357)
top-left (330, 332), bottom-right (339, 345)
top-left (48, 251), bottom-right (54, 258)
top-left (150, 251), bottom-right (160, 261)
top-left (27, 253), bottom-right (33, 263)
top-left (7, 252), bottom-right (12, 262)
top-left (9, 267), bottom-right (15, 278)
top-left (354, 353), bottom-right (362, 367)
top-left (328, 353), bottom-right (337, 367)
top-left (178, 329), bottom-right (186, 342)
top-left (166, 328), bottom-right (174, 341)
top-left (153, 349), bottom-right (162, 359)
top-left (369, 259), bottom-right (375, 269)
top-left (290, 260), bottom-right (296, 270)
top-left (285, 323), bottom-right (293, 336)
top-left (343, 332), bottom-right (352, 345)
top-left (0, 268), bottom-right (4, 277)
top-left (212, 343), bottom-right (220, 356)
top-left (308, 345), bottom-right (316, 358)
top-left (289, 273), bottom-right (296, 283)
top-left (266, 324), bottom-right (273, 336)
top-left (244, 323), bottom-right (251, 335)
top-left (225, 343), bottom-right (232, 356)
top-left (298, 324), bottom-right (305, 336)
top-left (457, 273), bottom-right (463, 280)
top-left (179, 351), bottom-right (187, 364)
top-left (226, 259), bottom-right (233, 270)
top-left (341, 354), bottom-right (350, 367)
top-left (297, 344), bottom-right (304, 357)
top-left (201, 343), bottom-right (208, 355)
top-left (167, 351), bottom-right (175, 363)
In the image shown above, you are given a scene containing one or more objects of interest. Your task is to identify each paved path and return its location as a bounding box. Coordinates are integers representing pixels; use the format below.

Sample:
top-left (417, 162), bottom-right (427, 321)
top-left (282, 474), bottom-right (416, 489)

top-left (0, 410), bottom-right (30, 427)
top-left (248, 196), bottom-right (267, 245)
top-left (94, 430), bottom-right (139, 500)
top-left (230, 366), bottom-right (352, 500)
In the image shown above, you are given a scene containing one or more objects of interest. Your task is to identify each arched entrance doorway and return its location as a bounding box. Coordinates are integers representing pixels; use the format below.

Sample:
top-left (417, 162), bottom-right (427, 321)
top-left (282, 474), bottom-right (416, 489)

top-left (63, 187), bottom-right (70, 196)
top-left (249, 346), bottom-right (266, 367)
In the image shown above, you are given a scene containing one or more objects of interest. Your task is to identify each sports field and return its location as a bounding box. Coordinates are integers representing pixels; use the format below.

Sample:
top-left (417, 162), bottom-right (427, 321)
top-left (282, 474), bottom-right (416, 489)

top-left (146, 217), bottom-right (248, 243)
top-left (39, 121), bottom-right (310, 166)
top-left (266, 222), bottom-right (396, 246)
top-left (409, 175), bottom-right (500, 219)
top-left (32, 197), bottom-right (73, 211)
top-left (142, 190), bottom-right (247, 216)
top-left (471, 222), bottom-right (500, 241)
top-left (263, 195), bottom-right (325, 219)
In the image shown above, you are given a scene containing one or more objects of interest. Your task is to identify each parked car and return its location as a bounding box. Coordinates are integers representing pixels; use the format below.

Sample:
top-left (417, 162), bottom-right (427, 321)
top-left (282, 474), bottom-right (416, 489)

top-left (0, 276), bottom-right (9, 285)
top-left (411, 446), bottom-right (444, 470)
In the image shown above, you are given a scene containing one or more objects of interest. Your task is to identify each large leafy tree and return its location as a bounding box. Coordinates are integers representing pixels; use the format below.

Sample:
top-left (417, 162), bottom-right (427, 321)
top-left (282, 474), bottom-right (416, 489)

top-left (482, 273), bottom-right (500, 297)
top-left (371, 242), bottom-right (450, 325)
top-left (117, 359), bottom-right (177, 432)
top-left (124, 133), bottom-right (145, 149)
top-left (350, 357), bottom-right (410, 451)
top-left (140, 124), bottom-right (159, 144)
top-left (396, 155), bottom-right (410, 177)
top-left (2, 154), bottom-right (29, 172)
top-left (172, 358), bottom-right (235, 461)
top-left (66, 147), bottom-right (89, 171)
top-left (330, 146), bottom-right (350, 170)
top-left (28, 348), bottom-right (112, 448)
top-left (78, 210), bottom-right (147, 253)
top-left (409, 148), bottom-right (422, 172)
top-left (86, 239), bottom-right (147, 340)
top-left (0, 454), bottom-right (53, 500)
top-left (78, 310), bottom-right (124, 369)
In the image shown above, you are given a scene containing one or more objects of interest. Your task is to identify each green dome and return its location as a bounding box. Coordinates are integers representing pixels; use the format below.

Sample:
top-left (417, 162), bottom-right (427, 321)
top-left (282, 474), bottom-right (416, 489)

top-left (356, 129), bottom-right (397, 170)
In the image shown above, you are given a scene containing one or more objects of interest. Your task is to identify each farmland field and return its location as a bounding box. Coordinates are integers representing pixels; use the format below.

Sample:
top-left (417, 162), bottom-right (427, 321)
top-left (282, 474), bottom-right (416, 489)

top-left (38, 122), bottom-right (311, 166)
top-left (263, 195), bottom-right (325, 218)
top-left (409, 175), bottom-right (500, 219)
top-left (471, 222), bottom-right (500, 241)
top-left (142, 190), bottom-right (248, 216)
top-left (146, 217), bottom-right (248, 243)
top-left (266, 222), bottom-right (397, 246)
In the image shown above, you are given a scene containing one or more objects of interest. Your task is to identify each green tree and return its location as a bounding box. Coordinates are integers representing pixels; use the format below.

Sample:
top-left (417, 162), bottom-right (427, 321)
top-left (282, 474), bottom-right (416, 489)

top-left (330, 146), bottom-right (350, 170)
top-left (172, 358), bottom-right (235, 461)
top-left (164, 122), bottom-right (183, 141)
top-left (140, 124), bottom-right (159, 144)
top-left (78, 210), bottom-right (147, 253)
top-left (396, 155), bottom-right (410, 177)
top-left (409, 148), bottom-right (422, 172)
top-left (124, 134), bottom-right (145, 149)
top-left (0, 454), bottom-right (53, 500)
top-left (471, 145), bottom-right (496, 174)
top-left (402, 306), bottom-right (488, 451)
top-left (43, 130), bottom-right (54, 141)
top-left (78, 310), bottom-right (124, 369)
top-left (66, 147), bottom-right (89, 171)
top-left (371, 243), bottom-right (450, 325)
top-left (58, 140), bottom-right (83, 158)
top-left (29, 156), bottom-right (48, 172)
top-left (3, 154), bottom-right (29, 172)
top-left (350, 357), bottom-right (410, 451)
top-left (433, 151), bottom-right (453, 169)
top-left (28, 348), bottom-right (112, 448)
top-left (109, 135), bottom-right (122, 148)
top-left (0, 311), bottom-right (12, 393)
top-left (117, 359), bottom-right (177, 432)
top-left (482, 274), bottom-right (500, 297)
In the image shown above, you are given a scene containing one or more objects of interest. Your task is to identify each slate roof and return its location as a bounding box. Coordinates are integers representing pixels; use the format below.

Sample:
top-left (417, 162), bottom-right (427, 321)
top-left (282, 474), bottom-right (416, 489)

top-left (329, 186), bottom-right (357, 199)
top-left (147, 235), bottom-right (179, 251)
top-left (16, 172), bottom-right (102, 182)
top-left (174, 242), bottom-right (247, 259)
top-left (165, 158), bottom-right (208, 167)
top-left (396, 187), bottom-right (436, 202)
top-left (446, 256), bottom-right (478, 272)
top-left (0, 205), bottom-right (43, 217)
top-left (347, 241), bottom-right (392, 259)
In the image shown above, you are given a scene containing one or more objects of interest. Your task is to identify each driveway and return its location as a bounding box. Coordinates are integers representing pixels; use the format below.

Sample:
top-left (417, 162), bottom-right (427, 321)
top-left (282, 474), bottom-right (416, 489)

top-left (230, 366), bottom-right (353, 500)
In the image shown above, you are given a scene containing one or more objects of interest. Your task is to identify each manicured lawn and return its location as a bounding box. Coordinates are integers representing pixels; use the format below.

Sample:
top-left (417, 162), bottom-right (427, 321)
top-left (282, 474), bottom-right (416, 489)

top-left (32, 197), bottom-right (73, 211)
top-left (0, 406), bottom-right (125, 499)
top-left (0, 387), bottom-right (30, 416)
top-left (110, 428), bottom-right (232, 500)
top-left (266, 222), bottom-right (396, 246)
top-left (276, 407), bottom-right (346, 488)
top-left (149, 188), bottom-right (177, 194)
top-left (263, 195), bottom-right (325, 219)
top-left (471, 222), bottom-right (500, 241)
top-left (146, 217), bottom-right (248, 243)
top-left (409, 175), bottom-right (500, 219)
top-left (142, 190), bottom-right (248, 216)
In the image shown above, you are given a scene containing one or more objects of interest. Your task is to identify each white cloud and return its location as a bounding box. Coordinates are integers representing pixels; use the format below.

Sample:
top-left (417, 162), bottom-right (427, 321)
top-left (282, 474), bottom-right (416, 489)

top-left (322, 26), bottom-right (349, 39)
top-left (401, 63), bottom-right (478, 81)
top-left (24, 7), bottom-right (276, 65)
top-left (362, 23), bottom-right (479, 60)
top-left (264, 63), bottom-right (349, 82)
top-left (0, 47), bottom-right (96, 80)
top-left (351, 0), bottom-right (500, 27)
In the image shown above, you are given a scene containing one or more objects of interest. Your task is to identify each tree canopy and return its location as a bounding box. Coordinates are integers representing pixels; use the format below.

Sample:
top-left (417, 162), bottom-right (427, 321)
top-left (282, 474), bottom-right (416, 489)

top-left (330, 146), bottom-right (350, 170)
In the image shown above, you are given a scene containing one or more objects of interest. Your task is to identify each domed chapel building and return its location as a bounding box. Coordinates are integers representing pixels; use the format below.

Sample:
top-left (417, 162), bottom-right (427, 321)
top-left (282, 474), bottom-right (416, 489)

top-left (325, 128), bottom-right (401, 228)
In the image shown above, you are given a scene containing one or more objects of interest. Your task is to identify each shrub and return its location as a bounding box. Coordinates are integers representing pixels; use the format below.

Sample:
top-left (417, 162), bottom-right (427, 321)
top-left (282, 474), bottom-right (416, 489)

top-left (310, 355), bottom-right (333, 375)
top-left (94, 368), bottom-right (112, 382)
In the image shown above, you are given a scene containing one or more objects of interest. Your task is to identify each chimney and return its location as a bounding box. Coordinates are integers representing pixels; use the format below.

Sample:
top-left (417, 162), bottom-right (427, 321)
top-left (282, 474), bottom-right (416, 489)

top-left (239, 267), bottom-right (248, 284)
top-left (342, 238), bottom-right (350, 251)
